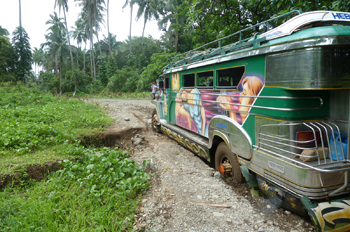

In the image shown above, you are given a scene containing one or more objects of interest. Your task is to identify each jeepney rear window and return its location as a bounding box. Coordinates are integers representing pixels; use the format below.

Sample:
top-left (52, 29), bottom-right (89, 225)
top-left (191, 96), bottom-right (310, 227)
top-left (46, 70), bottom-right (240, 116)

top-left (197, 71), bottom-right (214, 88)
top-left (217, 66), bottom-right (245, 89)
top-left (165, 77), bottom-right (170, 88)
top-left (183, 74), bottom-right (195, 88)
top-left (266, 46), bottom-right (350, 88)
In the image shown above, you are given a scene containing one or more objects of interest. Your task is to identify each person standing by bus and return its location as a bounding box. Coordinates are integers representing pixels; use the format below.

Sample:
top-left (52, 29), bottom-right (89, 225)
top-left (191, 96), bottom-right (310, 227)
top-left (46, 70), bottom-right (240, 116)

top-left (150, 82), bottom-right (158, 100)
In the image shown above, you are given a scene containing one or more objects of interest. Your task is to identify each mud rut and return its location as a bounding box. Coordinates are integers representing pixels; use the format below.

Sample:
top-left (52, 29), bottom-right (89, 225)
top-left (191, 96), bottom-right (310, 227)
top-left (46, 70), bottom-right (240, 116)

top-left (91, 99), bottom-right (315, 232)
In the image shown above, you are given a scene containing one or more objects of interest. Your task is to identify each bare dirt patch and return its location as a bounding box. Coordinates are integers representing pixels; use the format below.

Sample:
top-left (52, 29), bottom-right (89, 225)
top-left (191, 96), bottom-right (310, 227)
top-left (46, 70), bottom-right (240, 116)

top-left (0, 161), bottom-right (64, 189)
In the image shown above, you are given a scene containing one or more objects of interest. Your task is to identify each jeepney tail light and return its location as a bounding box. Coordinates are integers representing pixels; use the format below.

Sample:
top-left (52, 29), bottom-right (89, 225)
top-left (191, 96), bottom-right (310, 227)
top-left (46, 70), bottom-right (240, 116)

top-left (297, 131), bottom-right (321, 145)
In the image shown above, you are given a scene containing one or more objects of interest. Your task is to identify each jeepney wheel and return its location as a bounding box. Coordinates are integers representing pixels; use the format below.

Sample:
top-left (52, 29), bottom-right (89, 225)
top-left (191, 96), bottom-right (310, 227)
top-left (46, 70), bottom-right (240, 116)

top-left (215, 142), bottom-right (243, 183)
top-left (151, 109), bottom-right (162, 133)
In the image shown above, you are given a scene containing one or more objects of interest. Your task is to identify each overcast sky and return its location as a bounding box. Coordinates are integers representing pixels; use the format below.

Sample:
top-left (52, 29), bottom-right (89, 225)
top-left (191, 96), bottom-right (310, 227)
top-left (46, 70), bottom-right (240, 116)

top-left (0, 0), bottom-right (163, 49)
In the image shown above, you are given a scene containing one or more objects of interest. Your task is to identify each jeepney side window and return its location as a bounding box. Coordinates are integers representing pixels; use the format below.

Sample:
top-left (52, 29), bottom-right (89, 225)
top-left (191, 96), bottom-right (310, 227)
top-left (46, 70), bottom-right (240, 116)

top-left (158, 79), bottom-right (164, 88)
top-left (183, 74), bottom-right (195, 88)
top-left (197, 71), bottom-right (214, 88)
top-left (216, 66), bottom-right (245, 89)
top-left (165, 77), bottom-right (170, 89)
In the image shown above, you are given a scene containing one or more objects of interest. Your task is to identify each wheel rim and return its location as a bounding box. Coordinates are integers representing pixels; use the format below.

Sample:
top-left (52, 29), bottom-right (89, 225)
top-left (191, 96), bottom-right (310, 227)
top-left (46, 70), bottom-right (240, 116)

top-left (219, 156), bottom-right (233, 177)
top-left (152, 113), bottom-right (158, 130)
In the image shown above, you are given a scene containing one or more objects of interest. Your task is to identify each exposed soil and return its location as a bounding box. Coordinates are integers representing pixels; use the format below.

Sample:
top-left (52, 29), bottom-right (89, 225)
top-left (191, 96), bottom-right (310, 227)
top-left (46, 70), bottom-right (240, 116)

top-left (0, 161), bottom-right (63, 189)
top-left (89, 98), bottom-right (316, 232)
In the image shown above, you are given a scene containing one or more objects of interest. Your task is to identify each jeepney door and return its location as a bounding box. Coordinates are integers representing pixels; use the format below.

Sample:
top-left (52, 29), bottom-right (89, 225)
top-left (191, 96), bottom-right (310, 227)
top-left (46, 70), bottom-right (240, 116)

top-left (163, 75), bottom-right (170, 120)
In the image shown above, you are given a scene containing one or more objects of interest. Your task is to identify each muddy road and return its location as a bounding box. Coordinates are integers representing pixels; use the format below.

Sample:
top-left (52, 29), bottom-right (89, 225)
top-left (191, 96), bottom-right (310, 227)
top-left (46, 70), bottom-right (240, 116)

top-left (91, 98), bottom-right (314, 232)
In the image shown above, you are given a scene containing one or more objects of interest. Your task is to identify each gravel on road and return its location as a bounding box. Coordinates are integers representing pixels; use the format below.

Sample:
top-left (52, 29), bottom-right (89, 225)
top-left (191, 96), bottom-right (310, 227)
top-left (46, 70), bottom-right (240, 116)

top-left (90, 99), bottom-right (315, 232)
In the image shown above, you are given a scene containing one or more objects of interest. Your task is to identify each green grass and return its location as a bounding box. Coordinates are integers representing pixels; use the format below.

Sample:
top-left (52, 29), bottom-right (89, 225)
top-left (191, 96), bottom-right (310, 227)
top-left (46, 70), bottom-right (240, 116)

top-left (0, 148), bottom-right (150, 231)
top-left (0, 83), bottom-right (114, 176)
top-left (0, 83), bottom-right (151, 231)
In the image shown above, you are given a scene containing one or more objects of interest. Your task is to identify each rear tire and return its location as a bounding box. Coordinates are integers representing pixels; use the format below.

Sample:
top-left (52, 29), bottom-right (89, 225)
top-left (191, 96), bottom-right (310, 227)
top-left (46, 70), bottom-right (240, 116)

top-left (215, 142), bottom-right (244, 183)
top-left (151, 109), bottom-right (161, 133)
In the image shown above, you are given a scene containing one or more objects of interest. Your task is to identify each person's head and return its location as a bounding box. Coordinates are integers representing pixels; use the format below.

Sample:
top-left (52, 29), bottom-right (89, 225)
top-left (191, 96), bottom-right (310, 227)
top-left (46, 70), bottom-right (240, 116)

top-left (150, 82), bottom-right (153, 85)
top-left (240, 76), bottom-right (263, 105)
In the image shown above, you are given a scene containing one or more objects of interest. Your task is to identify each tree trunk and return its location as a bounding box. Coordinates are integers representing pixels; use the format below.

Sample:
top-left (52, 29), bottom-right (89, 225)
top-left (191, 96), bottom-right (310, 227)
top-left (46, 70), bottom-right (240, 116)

top-left (19, 0), bottom-right (22, 27)
top-left (55, 54), bottom-right (58, 78)
top-left (175, 17), bottom-right (179, 52)
top-left (90, 39), bottom-right (93, 78)
top-left (88, 16), bottom-right (96, 80)
top-left (97, 33), bottom-right (102, 56)
top-left (142, 18), bottom-right (146, 56)
top-left (129, 5), bottom-right (133, 53)
top-left (59, 63), bottom-right (62, 95)
top-left (92, 38), bottom-right (96, 79)
top-left (107, 0), bottom-right (112, 56)
top-left (175, 31), bottom-right (178, 52)
top-left (63, 9), bottom-right (76, 93)
top-left (83, 42), bottom-right (86, 73)
top-left (63, 10), bottom-right (74, 70)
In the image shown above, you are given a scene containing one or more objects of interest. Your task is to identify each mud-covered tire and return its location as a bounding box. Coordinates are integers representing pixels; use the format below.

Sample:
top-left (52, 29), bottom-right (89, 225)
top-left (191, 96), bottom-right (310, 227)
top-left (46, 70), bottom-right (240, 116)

top-left (151, 109), bottom-right (162, 133)
top-left (215, 142), bottom-right (244, 183)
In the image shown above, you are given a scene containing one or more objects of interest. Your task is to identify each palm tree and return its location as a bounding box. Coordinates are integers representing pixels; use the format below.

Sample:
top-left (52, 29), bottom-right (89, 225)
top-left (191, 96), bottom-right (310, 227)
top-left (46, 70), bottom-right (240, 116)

top-left (107, 0), bottom-right (112, 56)
top-left (71, 19), bottom-right (88, 70)
top-left (54, 0), bottom-right (78, 94)
top-left (0, 26), bottom-right (9, 39)
top-left (54, 0), bottom-right (74, 70)
top-left (123, 0), bottom-right (134, 53)
top-left (133, 0), bottom-right (160, 55)
top-left (41, 13), bottom-right (70, 94)
top-left (75, 0), bottom-right (106, 80)
top-left (158, 0), bottom-right (182, 52)
top-left (99, 33), bottom-right (122, 57)
top-left (32, 47), bottom-right (45, 77)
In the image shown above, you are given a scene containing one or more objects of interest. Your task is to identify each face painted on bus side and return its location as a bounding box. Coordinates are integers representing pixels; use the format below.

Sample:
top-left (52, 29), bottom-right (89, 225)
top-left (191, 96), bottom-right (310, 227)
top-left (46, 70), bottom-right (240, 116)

top-left (239, 76), bottom-right (263, 106)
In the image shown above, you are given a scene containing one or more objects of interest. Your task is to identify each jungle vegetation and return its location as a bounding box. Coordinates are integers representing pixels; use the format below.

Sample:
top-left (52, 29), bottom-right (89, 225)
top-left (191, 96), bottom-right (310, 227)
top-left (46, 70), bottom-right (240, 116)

top-left (0, 0), bottom-right (349, 95)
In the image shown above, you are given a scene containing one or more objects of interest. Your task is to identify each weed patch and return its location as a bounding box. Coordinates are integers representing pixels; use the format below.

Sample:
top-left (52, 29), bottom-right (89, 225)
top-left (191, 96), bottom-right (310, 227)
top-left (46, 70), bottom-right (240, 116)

top-left (0, 148), bottom-right (150, 231)
top-left (0, 83), bottom-right (114, 177)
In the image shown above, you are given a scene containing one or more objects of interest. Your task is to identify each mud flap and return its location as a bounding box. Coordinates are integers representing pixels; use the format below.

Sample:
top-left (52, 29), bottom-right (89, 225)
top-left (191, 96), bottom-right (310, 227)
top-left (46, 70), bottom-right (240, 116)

top-left (240, 165), bottom-right (260, 197)
top-left (301, 196), bottom-right (350, 232)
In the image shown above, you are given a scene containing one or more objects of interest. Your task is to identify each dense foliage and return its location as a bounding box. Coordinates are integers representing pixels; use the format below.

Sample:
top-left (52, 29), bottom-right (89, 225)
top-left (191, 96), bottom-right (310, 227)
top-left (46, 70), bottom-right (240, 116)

top-left (0, 36), bottom-right (15, 82)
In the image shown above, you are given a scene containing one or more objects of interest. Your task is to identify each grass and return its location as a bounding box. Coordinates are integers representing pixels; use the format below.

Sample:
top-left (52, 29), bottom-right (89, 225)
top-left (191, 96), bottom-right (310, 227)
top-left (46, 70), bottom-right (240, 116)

top-left (0, 83), bottom-right (151, 231)
top-left (0, 83), bottom-right (114, 176)
top-left (0, 148), bottom-right (150, 231)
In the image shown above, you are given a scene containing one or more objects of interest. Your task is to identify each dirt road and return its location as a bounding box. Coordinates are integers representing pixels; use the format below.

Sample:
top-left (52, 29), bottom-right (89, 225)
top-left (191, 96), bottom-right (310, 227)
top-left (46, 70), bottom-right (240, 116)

top-left (91, 98), bottom-right (314, 232)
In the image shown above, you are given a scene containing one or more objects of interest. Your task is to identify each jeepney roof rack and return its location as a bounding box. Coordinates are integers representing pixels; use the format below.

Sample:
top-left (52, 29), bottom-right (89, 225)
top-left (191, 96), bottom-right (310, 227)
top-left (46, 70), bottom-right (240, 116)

top-left (164, 10), bottom-right (350, 72)
top-left (163, 10), bottom-right (302, 72)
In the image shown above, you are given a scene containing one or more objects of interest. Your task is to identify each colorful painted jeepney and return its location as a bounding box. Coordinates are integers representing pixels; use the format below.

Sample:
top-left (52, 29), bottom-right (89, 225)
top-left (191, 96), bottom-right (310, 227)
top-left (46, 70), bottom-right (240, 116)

top-left (151, 11), bottom-right (350, 231)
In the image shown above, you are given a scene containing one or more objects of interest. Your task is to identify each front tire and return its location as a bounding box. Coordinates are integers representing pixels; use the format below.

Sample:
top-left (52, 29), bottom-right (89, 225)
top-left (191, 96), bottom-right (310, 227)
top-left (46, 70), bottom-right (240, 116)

top-left (215, 142), bottom-right (243, 183)
top-left (151, 109), bottom-right (161, 133)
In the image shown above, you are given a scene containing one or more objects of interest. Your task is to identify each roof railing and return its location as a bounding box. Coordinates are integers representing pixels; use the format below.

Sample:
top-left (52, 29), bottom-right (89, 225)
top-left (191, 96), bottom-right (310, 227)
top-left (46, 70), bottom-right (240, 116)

top-left (167, 10), bottom-right (302, 67)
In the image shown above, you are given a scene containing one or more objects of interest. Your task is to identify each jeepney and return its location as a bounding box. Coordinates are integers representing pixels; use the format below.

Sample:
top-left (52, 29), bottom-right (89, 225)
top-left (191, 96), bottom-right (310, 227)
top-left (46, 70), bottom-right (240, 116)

top-left (152, 11), bottom-right (350, 231)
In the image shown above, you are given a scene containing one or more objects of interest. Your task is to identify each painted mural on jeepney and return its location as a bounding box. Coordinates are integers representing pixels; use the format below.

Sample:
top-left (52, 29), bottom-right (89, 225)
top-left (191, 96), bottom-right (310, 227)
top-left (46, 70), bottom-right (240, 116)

top-left (172, 73), bottom-right (180, 91)
top-left (311, 200), bottom-right (350, 231)
top-left (175, 75), bottom-right (264, 137)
